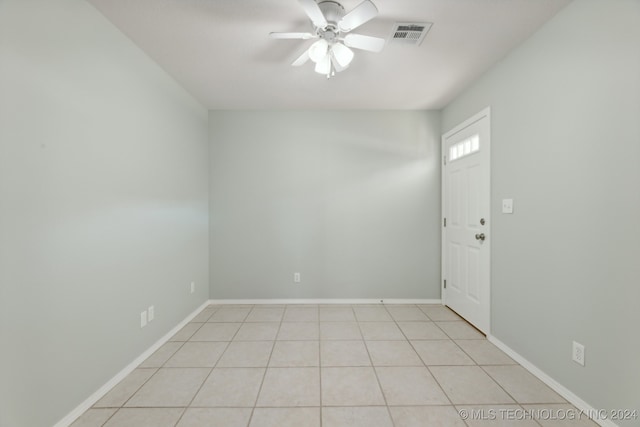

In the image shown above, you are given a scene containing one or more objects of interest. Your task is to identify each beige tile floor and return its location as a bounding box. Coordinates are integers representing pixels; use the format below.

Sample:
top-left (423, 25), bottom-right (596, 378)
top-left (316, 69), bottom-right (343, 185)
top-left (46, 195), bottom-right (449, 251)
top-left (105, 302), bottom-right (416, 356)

top-left (72, 304), bottom-right (598, 427)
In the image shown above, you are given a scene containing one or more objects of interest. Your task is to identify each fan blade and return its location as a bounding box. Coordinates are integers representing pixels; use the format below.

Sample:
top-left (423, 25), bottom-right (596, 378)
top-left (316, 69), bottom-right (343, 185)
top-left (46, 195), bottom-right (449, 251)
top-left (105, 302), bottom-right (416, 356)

top-left (298, 0), bottom-right (328, 28)
top-left (270, 32), bottom-right (315, 40)
top-left (343, 33), bottom-right (385, 52)
top-left (338, 0), bottom-right (378, 32)
top-left (292, 49), bottom-right (311, 67)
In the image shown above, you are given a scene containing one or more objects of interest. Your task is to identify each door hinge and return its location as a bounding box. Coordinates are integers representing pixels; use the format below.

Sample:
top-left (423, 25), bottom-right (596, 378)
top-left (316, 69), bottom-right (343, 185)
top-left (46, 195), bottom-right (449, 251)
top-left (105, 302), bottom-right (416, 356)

top-left (443, 217), bottom-right (447, 227)
top-left (443, 155), bottom-right (447, 165)
top-left (444, 279), bottom-right (447, 289)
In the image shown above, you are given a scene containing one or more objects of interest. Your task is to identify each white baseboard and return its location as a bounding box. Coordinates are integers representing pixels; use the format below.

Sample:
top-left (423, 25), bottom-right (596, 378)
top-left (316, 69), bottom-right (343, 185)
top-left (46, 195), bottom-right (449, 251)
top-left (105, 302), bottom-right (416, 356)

top-left (487, 335), bottom-right (618, 427)
top-left (208, 298), bottom-right (442, 305)
top-left (53, 300), bottom-right (211, 427)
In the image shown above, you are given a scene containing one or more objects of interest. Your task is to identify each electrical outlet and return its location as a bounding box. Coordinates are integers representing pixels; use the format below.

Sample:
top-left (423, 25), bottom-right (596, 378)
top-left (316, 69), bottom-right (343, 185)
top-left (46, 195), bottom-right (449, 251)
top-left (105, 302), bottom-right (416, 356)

top-left (572, 341), bottom-right (585, 366)
top-left (140, 311), bottom-right (147, 328)
top-left (190, 282), bottom-right (195, 294)
top-left (294, 272), bottom-right (301, 283)
top-left (148, 305), bottom-right (154, 322)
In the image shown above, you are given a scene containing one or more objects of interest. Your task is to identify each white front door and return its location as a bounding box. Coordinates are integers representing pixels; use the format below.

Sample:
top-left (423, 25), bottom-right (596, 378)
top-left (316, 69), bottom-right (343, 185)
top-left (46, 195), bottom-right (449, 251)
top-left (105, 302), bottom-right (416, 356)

top-left (442, 108), bottom-right (491, 334)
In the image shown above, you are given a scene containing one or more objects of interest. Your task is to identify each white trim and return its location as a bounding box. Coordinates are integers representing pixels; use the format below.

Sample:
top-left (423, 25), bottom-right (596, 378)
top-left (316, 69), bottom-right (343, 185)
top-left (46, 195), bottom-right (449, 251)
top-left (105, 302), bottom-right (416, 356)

top-left (442, 107), bottom-right (491, 139)
top-left (53, 300), bottom-right (210, 427)
top-left (208, 298), bottom-right (442, 305)
top-left (487, 335), bottom-right (618, 427)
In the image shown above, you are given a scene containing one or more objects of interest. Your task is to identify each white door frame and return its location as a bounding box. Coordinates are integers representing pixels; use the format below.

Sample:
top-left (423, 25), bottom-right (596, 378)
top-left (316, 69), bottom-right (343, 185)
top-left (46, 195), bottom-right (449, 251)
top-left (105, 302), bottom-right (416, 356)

top-left (441, 107), bottom-right (491, 334)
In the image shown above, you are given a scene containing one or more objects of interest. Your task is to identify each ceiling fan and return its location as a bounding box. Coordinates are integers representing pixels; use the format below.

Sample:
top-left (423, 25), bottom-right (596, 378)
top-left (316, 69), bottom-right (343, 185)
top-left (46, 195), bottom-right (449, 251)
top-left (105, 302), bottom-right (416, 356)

top-left (270, 0), bottom-right (385, 78)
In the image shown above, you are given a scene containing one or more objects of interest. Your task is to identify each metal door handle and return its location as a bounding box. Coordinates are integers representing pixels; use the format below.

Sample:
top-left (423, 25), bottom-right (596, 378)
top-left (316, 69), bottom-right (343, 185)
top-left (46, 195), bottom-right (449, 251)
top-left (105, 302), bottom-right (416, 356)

top-left (475, 233), bottom-right (485, 241)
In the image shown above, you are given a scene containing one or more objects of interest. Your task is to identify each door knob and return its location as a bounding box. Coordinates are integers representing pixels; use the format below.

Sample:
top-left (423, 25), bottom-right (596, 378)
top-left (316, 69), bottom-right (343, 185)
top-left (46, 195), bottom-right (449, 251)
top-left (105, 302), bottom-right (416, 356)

top-left (475, 233), bottom-right (486, 241)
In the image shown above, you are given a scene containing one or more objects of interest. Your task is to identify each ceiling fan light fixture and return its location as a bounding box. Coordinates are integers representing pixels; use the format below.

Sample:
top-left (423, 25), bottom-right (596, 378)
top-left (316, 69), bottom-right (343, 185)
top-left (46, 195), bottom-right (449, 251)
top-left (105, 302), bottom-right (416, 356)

top-left (330, 42), bottom-right (354, 67)
top-left (308, 39), bottom-right (329, 63)
top-left (271, 0), bottom-right (384, 77)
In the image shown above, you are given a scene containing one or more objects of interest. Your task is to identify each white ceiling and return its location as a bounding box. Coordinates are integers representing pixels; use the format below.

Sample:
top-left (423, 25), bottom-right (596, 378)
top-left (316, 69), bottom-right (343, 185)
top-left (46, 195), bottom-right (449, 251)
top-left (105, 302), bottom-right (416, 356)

top-left (88, 0), bottom-right (572, 110)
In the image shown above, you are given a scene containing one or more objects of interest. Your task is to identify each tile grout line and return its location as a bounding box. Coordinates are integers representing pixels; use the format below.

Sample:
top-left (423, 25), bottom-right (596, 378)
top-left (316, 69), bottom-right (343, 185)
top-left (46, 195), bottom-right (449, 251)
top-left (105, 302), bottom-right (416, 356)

top-left (478, 363), bottom-right (570, 407)
top-left (415, 305), bottom-right (547, 425)
top-left (410, 306), bottom-right (534, 425)
top-left (386, 303), bottom-right (460, 420)
top-left (171, 305), bottom-right (227, 427)
top-left (98, 304), bottom-right (221, 426)
top-left (111, 323), bottom-right (196, 426)
top-left (357, 304), bottom-right (397, 427)
top-left (246, 305), bottom-right (286, 426)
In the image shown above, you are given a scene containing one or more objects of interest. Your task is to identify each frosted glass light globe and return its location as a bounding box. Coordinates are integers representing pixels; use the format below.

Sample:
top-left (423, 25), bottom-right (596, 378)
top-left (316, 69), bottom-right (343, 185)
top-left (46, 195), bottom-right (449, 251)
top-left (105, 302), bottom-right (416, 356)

top-left (308, 39), bottom-right (329, 63)
top-left (314, 54), bottom-right (331, 75)
top-left (331, 42), bottom-right (354, 67)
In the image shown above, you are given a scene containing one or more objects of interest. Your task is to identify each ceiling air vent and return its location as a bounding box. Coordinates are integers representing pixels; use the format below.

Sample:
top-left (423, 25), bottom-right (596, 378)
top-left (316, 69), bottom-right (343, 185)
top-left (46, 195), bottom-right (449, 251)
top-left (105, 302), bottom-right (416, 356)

top-left (389, 22), bottom-right (432, 46)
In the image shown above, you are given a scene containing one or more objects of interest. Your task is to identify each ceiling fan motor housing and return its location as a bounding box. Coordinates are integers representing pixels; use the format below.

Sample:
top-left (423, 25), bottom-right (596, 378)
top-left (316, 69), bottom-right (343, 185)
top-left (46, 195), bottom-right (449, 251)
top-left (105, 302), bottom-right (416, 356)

top-left (318, 1), bottom-right (345, 29)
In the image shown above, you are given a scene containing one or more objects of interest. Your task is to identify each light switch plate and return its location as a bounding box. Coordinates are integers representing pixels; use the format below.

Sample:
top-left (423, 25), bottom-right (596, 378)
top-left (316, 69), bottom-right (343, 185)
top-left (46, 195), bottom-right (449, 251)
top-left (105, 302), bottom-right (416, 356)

top-left (502, 199), bottom-right (514, 214)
